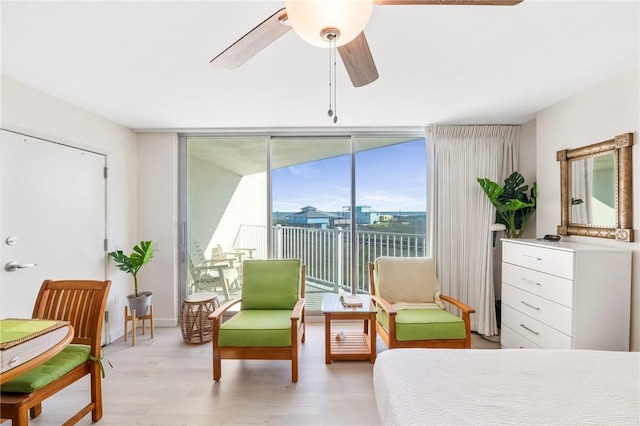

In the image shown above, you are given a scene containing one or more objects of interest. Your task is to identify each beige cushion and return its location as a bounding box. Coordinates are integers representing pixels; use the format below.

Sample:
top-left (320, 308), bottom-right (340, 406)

top-left (375, 257), bottom-right (444, 307)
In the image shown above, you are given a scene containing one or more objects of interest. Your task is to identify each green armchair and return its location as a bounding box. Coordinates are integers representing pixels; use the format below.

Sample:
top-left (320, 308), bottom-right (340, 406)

top-left (209, 259), bottom-right (306, 382)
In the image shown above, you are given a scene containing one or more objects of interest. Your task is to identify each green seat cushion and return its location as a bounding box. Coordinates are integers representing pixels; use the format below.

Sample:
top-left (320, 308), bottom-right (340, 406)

top-left (218, 310), bottom-right (292, 347)
top-left (241, 259), bottom-right (301, 310)
top-left (377, 309), bottom-right (466, 341)
top-left (0, 344), bottom-right (91, 393)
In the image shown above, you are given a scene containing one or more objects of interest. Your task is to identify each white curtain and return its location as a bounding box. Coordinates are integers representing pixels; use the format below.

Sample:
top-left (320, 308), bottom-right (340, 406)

top-left (428, 125), bottom-right (519, 336)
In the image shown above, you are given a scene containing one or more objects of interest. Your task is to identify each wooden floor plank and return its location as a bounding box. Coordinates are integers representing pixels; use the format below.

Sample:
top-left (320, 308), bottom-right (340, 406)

top-left (24, 321), bottom-right (499, 425)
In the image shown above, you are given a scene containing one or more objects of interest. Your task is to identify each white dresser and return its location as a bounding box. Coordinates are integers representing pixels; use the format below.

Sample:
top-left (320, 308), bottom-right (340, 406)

top-left (500, 239), bottom-right (631, 351)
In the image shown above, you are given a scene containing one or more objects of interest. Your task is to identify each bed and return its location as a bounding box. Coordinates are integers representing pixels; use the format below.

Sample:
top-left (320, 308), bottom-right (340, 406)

top-left (374, 348), bottom-right (640, 425)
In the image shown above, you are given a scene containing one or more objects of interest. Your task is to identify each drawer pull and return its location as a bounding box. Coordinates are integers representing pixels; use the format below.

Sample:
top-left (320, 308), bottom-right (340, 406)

top-left (520, 301), bottom-right (541, 311)
top-left (520, 324), bottom-right (540, 335)
top-left (523, 254), bottom-right (542, 261)
top-left (521, 277), bottom-right (542, 286)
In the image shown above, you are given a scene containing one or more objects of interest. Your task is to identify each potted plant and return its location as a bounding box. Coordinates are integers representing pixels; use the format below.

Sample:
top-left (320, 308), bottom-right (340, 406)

top-left (477, 171), bottom-right (537, 238)
top-left (108, 240), bottom-right (154, 317)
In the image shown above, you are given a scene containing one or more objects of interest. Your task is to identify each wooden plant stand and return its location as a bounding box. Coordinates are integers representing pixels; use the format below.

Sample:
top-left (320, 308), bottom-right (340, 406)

top-left (124, 305), bottom-right (154, 346)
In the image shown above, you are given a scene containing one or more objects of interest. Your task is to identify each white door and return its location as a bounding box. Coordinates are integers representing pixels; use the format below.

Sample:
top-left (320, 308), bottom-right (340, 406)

top-left (0, 130), bottom-right (106, 319)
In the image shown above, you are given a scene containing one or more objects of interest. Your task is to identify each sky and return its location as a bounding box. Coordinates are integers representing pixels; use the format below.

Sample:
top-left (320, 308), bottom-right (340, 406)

top-left (272, 138), bottom-right (427, 213)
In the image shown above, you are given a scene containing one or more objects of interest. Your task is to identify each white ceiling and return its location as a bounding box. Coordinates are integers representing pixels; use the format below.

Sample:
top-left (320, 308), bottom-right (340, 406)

top-left (2, 1), bottom-right (638, 131)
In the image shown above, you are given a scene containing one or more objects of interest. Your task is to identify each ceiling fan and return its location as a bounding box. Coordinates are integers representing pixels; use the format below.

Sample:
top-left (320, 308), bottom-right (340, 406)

top-left (210, 0), bottom-right (523, 88)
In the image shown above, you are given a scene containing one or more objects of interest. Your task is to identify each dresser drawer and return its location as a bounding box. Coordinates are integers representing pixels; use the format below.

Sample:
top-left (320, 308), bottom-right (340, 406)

top-left (501, 304), bottom-right (573, 349)
top-left (502, 284), bottom-right (573, 336)
top-left (502, 263), bottom-right (574, 308)
top-left (503, 241), bottom-right (574, 279)
top-left (501, 324), bottom-right (542, 349)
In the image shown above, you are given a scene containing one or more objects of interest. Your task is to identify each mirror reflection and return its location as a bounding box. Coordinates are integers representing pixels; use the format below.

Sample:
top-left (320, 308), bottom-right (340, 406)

top-left (557, 132), bottom-right (633, 242)
top-left (570, 151), bottom-right (616, 227)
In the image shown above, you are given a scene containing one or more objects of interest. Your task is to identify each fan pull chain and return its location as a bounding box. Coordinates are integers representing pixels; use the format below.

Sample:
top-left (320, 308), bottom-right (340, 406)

top-left (328, 41), bottom-right (333, 119)
top-left (327, 37), bottom-right (338, 124)
top-left (333, 39), bottom-right (338, 124)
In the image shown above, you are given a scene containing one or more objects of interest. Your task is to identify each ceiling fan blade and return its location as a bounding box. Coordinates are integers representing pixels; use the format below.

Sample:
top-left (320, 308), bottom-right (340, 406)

top-left (374, 0), bottom-right (523, 5)
top-left (210, 8), bottom-right (291, 69)
top-left (338, 32), bottom-right (379, 88)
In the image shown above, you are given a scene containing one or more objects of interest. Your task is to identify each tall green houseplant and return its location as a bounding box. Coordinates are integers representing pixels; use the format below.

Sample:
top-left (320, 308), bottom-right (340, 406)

top-left (108, 240), bottom-right (154, 298)
top-left (477, 171), bottom-right (537, 238)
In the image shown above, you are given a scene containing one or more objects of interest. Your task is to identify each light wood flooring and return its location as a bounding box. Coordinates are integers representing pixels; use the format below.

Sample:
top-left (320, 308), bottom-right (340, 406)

top-left (26, 321), bottom-right (499, 426)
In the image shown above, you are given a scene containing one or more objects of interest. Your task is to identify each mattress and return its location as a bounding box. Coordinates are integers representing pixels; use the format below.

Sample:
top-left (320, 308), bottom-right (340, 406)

top-left (1, 319), bottom-right (71, 374)
top-left (374, 348), bottom-right (640, 425)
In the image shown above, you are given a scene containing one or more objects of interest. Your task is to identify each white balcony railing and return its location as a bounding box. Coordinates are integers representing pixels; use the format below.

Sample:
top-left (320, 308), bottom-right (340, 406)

top-left (235, 224), bottom-right (426, 293)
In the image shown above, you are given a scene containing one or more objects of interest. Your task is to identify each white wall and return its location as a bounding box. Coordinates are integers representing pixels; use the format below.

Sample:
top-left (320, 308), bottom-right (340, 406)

top-left (536, 69), bottom-right (640, 351)
top-left (188, 154), bottom-right (267, 256)
top-left (137, 132), bottom-right (179, 327)
top-left (1, 75), bottom-right (138, 343)
top-left (212, 172), bottom-right (267, 253)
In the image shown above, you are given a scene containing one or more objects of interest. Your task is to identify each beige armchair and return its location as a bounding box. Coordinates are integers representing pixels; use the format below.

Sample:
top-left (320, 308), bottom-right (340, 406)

top-left (369, 257), bottom-right (475, 349)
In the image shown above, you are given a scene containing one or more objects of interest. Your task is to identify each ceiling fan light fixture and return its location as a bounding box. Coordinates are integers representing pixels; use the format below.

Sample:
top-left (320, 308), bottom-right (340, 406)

top-left (285, 0), bottom-right (373, 48)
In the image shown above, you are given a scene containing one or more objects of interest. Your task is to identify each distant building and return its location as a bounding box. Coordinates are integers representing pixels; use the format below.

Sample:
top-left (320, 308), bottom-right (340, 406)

top-left (286, 206), bottom-right (338, 229)
top-left (340, 205), bottom-right (380, 225)
top-left (379, 214), bottom-right (393, 222)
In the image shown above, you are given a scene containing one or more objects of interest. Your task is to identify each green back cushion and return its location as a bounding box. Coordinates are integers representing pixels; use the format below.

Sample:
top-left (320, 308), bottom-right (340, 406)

top-left (375, 257), bottom-right (440, 304)
top-left (0, 344), bottom-right (91, 393)
top-left (218, 310), bottom-right (292, 347)
top-left (241, 259), bottom-right (301, 310)
top-left (377, 308), bottom-right (465, 341)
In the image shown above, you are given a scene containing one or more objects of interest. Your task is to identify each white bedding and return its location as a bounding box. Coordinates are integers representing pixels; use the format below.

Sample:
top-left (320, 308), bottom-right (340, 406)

top-left (374, 348), bottom-right (640, 425)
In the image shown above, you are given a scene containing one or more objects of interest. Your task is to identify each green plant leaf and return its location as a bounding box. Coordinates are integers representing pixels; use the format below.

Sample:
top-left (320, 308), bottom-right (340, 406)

top-left (477, 178), bottom-right (504, 207)
top-left (503, 199), bottom-right (535, 212)
top-left (478, 171), bottom-right (537, 237)
top-left (107, 241), bottom-right (154, 297)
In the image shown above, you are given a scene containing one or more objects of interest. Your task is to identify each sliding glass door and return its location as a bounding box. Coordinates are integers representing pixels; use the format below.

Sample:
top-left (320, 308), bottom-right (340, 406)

top-left (354, 136), bottom-right (428, 293)
top-left (183, 136), bottom-right (267, 301)
top-left (180, 132), bottom-right (427, 309)
top-left (271, 136), bottom-right (351, 310)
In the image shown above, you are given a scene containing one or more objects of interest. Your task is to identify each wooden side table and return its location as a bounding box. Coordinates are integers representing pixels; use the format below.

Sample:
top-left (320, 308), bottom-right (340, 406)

top-left (180, 292), bottom-right (220, 344)
top-left (321, 293), bottom-right (376, 364)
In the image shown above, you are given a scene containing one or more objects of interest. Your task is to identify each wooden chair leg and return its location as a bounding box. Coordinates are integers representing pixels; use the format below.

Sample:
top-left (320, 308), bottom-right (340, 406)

top-left (291, 326), bottom-right (299, 382)
top-left (90, 363), bottom-right (103, 422)
top-left (29, 403), bottom-right (42, 419)
top-left (213, 343), bottom-right (221, 381)
top-left (291, 357), bottom-right (298, 383)
top-left (13, 406), bottom-right (29, 426)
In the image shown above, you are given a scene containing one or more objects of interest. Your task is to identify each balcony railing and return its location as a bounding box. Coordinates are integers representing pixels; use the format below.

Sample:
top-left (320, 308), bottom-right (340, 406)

top-left (235, 224), bottom-right (426, 294)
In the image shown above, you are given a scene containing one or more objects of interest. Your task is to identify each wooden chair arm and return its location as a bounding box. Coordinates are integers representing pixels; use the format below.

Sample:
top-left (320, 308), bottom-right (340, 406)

top-left (209, 298), bottom-right (242, 321)
top-left (291, 298), bottom-right (305, 320)
top-left (440, 294), bottom-right (476, 314)
top-left (371, 294), bottom-right (396, 315)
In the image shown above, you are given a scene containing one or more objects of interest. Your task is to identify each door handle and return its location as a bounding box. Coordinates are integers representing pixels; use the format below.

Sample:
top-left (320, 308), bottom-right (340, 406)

top-left (4, 261), bottom-right (37, 272)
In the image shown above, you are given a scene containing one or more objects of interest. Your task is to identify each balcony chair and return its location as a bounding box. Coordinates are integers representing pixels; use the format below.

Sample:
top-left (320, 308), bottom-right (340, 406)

top-left (369, 257), bottom-right (475, 349)
top-left (187, 254), bottom-right (240, 302)
top-left (214, 244), bottom-right (255, 288)
top-left (210, 259), bottom-right (305, 382)
top-left (1, 279), bottom-right (111, 425)
top-left (211, 244), bottom-right (256, 267)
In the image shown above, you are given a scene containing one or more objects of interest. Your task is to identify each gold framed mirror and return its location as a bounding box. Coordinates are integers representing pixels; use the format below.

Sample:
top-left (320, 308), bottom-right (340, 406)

top-left (557, 133), bottom-right (633, 242)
